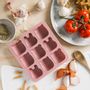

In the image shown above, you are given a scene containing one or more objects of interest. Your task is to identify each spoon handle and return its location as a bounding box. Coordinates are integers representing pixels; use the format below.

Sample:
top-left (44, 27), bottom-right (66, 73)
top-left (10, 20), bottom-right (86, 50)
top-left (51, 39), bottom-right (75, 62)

top-left (80, 60), bottom-right (90, 72)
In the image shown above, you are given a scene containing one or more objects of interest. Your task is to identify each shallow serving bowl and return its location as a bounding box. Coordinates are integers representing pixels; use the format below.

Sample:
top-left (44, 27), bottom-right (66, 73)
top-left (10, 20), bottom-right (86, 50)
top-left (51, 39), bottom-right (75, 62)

top-left (50, 0), bottom-right (90, 46)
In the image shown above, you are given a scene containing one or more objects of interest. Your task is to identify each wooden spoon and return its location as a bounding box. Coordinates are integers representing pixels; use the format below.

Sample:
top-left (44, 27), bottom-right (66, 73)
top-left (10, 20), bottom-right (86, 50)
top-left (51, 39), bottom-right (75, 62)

top-left (73, 51), bottom-right (90, 72)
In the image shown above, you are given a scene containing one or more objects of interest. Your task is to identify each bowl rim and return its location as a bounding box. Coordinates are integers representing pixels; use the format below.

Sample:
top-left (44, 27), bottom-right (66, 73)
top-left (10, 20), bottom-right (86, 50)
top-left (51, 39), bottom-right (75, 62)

top-left (0, 18), bottom-right (16, 43)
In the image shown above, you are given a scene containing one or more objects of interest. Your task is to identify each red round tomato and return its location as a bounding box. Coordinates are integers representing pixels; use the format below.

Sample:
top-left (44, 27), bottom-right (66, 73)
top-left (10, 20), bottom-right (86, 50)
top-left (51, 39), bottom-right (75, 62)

top-left (75, 10), bottom-right (89, 22)
top-left (64, 19), bottom-right (78, 33)
top-left (80, 24), bottom-right (90, 38)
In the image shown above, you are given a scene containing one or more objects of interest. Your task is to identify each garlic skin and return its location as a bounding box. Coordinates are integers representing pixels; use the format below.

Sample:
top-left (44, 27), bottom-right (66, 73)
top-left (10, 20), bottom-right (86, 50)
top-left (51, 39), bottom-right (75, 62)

top-left (63, 76), bottom-right (70, 88)
top-left (58, 6), bottom-right (72, 17)
top-left (37, 0), bottom-right (46, 10)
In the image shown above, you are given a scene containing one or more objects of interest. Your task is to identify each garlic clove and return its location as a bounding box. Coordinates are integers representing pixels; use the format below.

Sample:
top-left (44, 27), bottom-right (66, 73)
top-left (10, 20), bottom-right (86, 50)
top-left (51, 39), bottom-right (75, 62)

top-left (58, 6), bottom-right (71, 17)
top-left (37, 0), bottom-right (46, 10)
top-left (69, 60), bottom-right (77, 72)
top-left (70, 76), bottom-right (80, 86)
top-left (63, 76), bottom-right (70, 88)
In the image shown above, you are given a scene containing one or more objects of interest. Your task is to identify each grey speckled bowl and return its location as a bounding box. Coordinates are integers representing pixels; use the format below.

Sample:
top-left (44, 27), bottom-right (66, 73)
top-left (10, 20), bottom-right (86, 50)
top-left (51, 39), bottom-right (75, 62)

top-left (0, 19), bottom-right (15, 43)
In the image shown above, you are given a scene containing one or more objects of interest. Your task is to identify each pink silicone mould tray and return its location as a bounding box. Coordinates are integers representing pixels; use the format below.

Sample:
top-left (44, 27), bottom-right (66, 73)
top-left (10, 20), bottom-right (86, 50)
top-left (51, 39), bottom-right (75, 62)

top-left (9, 22), bottom-right (68, 81)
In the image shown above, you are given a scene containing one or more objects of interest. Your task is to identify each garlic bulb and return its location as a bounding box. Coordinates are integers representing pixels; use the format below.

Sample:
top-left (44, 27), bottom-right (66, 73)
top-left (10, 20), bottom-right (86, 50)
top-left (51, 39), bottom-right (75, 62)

top-left (13, 4), bottom-right (28, 26)
top-left (37, 0), bottom-right (46, 10)
top-left (57, 0), bottom-right (69, 6)
top-left (58, 6), bottom-right (72, 17)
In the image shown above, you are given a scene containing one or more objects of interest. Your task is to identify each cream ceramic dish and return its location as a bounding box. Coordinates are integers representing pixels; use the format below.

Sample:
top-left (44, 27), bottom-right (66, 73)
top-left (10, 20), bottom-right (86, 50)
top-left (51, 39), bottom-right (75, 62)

top-left (0, 19), bottom-right (15, 43)
top-left (50, 0), bottom-right (90, 46)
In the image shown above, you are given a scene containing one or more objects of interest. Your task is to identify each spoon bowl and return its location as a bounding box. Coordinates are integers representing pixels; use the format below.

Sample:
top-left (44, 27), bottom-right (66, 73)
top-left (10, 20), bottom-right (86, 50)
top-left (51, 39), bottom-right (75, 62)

top-left (73, 51), bottom-right (90, 72)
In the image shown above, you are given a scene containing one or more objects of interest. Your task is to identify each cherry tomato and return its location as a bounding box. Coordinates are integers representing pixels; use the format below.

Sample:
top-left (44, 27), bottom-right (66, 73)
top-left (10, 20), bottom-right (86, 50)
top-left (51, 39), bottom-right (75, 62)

top-left (75, 10), bottom-right (89, 22)
top-left (80, 24), bottom-right (90, 38)
top-left (64, 19), bottom-right (78, 33)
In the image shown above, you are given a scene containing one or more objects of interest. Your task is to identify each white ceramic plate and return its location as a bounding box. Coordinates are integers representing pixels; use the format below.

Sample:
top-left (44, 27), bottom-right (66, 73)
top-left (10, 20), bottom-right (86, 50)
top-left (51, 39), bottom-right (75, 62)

top-left (50, 0), bottom-right (90, 46)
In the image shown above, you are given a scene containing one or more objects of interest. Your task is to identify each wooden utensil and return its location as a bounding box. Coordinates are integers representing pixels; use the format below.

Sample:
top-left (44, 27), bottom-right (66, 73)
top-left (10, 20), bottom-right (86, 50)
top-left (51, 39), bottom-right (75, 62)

top-left (73, 51), bottom-right (90, 72)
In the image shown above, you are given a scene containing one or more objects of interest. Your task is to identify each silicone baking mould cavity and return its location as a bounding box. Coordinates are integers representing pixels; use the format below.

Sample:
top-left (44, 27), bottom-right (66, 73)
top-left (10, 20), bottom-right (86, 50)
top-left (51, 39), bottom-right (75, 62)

top-left (9, 22), bottom-right (68, 81)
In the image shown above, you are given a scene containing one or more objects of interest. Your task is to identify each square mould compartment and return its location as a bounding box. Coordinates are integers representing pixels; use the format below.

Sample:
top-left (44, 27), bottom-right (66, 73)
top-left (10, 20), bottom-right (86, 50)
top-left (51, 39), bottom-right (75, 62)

top-left (20, 52), bottom-right (34, 68)
top-left (29, 65), bottom-right (43, 79)
top-left (11, 40), bottom-right (26, 56)
top-left (41, 57), bottom-right (54, 71)
top-left (35, 24), bottom-right (49, 39)
top-left (44, 37), bottom-right (57, 51)
top-left (51, 49), bottom-right (66, 63)
top-left (31, 44), bottom-right (46, 59)
top-left (24, 33), bottom-right (37, 47)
